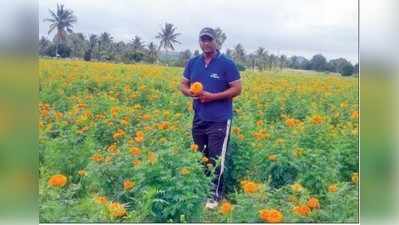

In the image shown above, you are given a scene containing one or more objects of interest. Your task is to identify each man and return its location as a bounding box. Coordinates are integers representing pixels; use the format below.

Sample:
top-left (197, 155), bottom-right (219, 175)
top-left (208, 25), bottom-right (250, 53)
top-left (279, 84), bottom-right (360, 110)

top-left (179, 27), bottom-right (242, 209)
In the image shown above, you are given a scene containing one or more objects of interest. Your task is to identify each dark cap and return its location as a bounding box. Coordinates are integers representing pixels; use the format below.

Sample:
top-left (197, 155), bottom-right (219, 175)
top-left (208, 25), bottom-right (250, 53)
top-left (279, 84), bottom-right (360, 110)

top-left (199, 27), bottom-right (216, 40)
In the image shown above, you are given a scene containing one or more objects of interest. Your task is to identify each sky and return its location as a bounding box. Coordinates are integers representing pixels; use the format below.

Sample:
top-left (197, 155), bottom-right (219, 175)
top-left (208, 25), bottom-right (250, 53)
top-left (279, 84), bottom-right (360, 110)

top-left (39, 0), bottom-right (359, 63)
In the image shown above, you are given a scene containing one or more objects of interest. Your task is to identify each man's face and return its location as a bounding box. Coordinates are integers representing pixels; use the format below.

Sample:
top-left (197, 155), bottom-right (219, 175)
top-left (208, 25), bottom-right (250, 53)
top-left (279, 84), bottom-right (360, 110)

top-left (199, 35), bottom-right (217, 54)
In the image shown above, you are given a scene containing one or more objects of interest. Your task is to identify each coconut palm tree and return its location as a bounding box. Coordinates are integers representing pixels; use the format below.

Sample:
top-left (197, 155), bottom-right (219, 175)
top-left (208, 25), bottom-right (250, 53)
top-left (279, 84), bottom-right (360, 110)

top-left (146, 42), bottom-right (158, 63)
top-left (43, 4), bottom-right (77, 57)
top-left (156, 23), bottom-right (181, 53)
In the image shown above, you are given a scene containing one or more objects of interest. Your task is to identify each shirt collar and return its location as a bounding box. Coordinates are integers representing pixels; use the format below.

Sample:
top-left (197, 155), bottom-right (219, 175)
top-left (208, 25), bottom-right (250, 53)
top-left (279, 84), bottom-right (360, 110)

top-left (201, 49), bottom-right (220, 60)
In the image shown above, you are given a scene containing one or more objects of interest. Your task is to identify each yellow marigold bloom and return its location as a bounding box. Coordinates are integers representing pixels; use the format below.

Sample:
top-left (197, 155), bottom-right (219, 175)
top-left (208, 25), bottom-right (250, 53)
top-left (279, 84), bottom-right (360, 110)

top-left (179, 167), bottom-right (190, 176)
top-left (129, 147), bottom-right (141, 157)
top-left (268, 154), bottom-right (277, 161)
top-left (91, 153), bottom-right (104, 162)
top-left (340, 101), bottom-right (348, 108)
top-left (291, 183), bottom-right (304, 192)
top-left (78, 170), bottom-right (87, 177)
top-left (293, 205), bottom-right (311, 217)
top-left (95, 195), bottom-right (108, 205)
top-left (328, 184), bottom-right (337, 193)
top-left (352, 172), bottom-right (359, 184)
top-left (48, 174), bottom-right (67, 188)
top-left (111, 107), bottom-right (119, 117)
top-left (259, 208), bottom-right (284, 223)
top-left (191, 144), bottom-right (199, 152)
top-left (285, 118), bottom-right (300, 127)
top-left (123, 180), bottom-right (135, 191)
top-left (292, 148), bottom-right (304, 157)
top-left (219, 201), bottom-right (233, 215)
top-left (351, 111), bottom-right (359, 119)
top-left (310, 115), bottom-right (323, 124)
top-left (108, 202), bottom-right (127, 218)
top-left (307, 197), bottom-right (320, 209)
top-left (148, 152), bottom-right (157, 165)
top-left (241, 180), bottom-right (259, 193)
top-left (201, 156), bottom-right (209, 163)
top-left (132, 159), bottom-right (141, 167)
top-left (232, 127), bottom-right (241, 135)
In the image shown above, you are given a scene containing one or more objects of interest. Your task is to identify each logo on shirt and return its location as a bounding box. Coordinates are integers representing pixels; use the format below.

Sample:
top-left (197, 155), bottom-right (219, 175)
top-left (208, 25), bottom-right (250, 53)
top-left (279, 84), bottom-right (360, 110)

top-left (210, 73), bottom-right (221, 79)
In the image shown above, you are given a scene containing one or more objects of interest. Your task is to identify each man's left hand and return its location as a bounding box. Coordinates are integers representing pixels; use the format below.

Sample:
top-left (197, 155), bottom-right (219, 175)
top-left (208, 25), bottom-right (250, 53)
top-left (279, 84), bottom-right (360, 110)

top-left (199, 91), bottom-right (217, 103)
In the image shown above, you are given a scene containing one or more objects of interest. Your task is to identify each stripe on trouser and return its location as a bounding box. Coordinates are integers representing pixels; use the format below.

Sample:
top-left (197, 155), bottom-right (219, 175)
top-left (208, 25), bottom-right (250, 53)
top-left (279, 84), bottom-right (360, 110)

top-left (215, 119), bottom-right (231, 198)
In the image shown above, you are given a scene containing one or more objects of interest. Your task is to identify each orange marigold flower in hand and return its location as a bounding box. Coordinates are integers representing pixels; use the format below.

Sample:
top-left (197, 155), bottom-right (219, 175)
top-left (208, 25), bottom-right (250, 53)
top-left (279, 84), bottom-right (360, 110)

top-left (48, 174), bottom-right (67, 187)
top-left (190, 82), bottom-right (203, 95)
top-left (307, 197), bottom-right (320, 209)
top-left (219, 201), bottom-right (233, 215)
top-left (259, 208), bottom-right (284, 223)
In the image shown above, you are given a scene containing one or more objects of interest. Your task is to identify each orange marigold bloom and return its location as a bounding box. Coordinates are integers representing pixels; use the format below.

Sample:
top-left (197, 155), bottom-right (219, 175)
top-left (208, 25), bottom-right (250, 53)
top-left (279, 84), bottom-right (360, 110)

top-left (134, 131), bottom-right (144, 143)
top-left (256, 120), bottom-right (264, 127)
top-left (95, 195), bottom-right (108, 205)
top-left (148, 152), bottom-right (157, 165)
top-left (91, 153), bottom-right (104, 162)
top-left (108, 202), bottom-right (127, 218)
top-left (191, 143), bottom-right (199, 152)
top-left (310, 115), bottom-right (323, 125)
top-left (351, 111), bottom-right (359, 120)
top-left (129, 147), bottom-right (141, 157)
top-left (107, 143), bottom-right (119, 155)
top-left (328, 184), bottom-right (337, 193)
top-left (293, 205), bottom-right (311, 217)
top-left (132, 159), bottom-right (141, 167)
top-left (48, 174), bottom-right (67, 187)
top-left (158, 121), bottom-right (169, 130)
top-left (268, 154), bottom-right (277, 161)
top-left (259, 208), bottom-right (284, 223)
top-left (219, 201), bottom-right (233, 215)
top-left (307, 197), bottom-right (320, 209)
top-left (142, 114), bottom-right (151, 121)
top-left (285, 118), bottom-right (300, 127)
top-left (352, 172), bottom-right (359, 184)
top-left (123, 180), bottom-right (135, 191)
top-left (112, 129), bottom-right (126, 139)
top-left (241, 180), bottom-right (259, 193)
top-left (190, 82), bottom-right (203, 95)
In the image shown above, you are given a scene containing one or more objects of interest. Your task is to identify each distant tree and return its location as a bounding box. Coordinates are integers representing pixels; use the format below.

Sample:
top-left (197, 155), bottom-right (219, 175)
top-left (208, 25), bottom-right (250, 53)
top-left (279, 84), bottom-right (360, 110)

top-left (341, 63), bottom-right (354, 76)
top-left (177, 49), bottom-right (192, 67)
top-left (214, 27), bottom-right (227, 50)
top-left (123, 51), bottom-right (144, 63)
top-left (225, 48), bottom-right (233, 59)
top-left (310, 54), bottom-right (328, 72)
top-left (255, 47), bottom-right (268, 71)
top-left (43, 4), bottom-right (77, 57)
top-left (130, 35), bottom-right (145, 52)
top-left (39, 36), bottom-right (52, 56)
top-left (327, 58), bottom-right (350, 73)
top-left (156, 23), bottom-right (181, 53)
top-left (145, 42), bottom-right (158, 63)
top-left (193, 50), bottom-right (200, 57)
top-left (279, 54), bottom-right (288, 70)
top-left (67, 32), bottom-right (87, 58)
top-left (233, 43), bottom-right (246, 64)
top-left (98, 32), bottom-right (114, 60)
top-left (248, 53), bottom-right (256, 71)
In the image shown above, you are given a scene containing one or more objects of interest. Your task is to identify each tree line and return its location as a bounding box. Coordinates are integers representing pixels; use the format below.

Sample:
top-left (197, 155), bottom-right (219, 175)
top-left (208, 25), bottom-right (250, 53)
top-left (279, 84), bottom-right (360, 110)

top-left (40, 4), bottom-right (358, 76)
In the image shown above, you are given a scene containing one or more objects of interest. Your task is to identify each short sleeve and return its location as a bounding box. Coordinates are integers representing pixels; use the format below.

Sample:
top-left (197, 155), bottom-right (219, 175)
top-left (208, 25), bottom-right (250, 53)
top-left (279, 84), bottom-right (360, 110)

top-left (183, 59), bottom-right (192, 80)
top-left (224, 60), bottom-right (240, 83)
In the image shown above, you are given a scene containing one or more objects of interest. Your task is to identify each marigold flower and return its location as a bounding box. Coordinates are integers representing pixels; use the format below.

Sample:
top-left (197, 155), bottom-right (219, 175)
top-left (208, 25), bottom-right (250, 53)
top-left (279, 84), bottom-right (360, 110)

top-left (148, 151), bottom-right (157, 165)
top-left (268, 154), bottom-right (277, 161)
top-left (191, 144), bottom-right (199, 152)
top-left (293, 205), bottom-right (311, 217)
top-left (179, 167), bottom-right (190, 176)
top-left (328, 184), bottom-right (337, 193)
top-left (291, 183), bottom-right (304, 192)
top-left (256, 120), bottom-right (264, 126)
top-left (351, 111), bottom-right (359, 120)
top-left (95, 195), bottom-right (108, 205)
top-left (241, 180), bottom-right (259, 193)
top-left (48, 174), bottom-right (67, 187)
top-left (219, 201), bottom-right (233, 215)
top-left (112, 129), bottom-right (126, 139)
top-left (310, 115), bottom-right (323, 124)
top-left (307, 197), bottom-right (320, 209)
top-left (78, 170), bottom-right (87, 177)
top-left (352, 172), bottom-right (359, 184)
top-left (132, 159), bottom-right (141, 167)
top-left (142, 114), bottom-right (151, 120)
top-left (190, 82), bottom-right (203, 95)
top-left (134, 131), bottom-right (144, 143)
top-left (259, 208), bottom-right (283, 223)
top-left (91, 153), bottom-right (104, 162)
top-left (129, 147), bottom-right (141, 157)
top-left (107, 143), bottom-right (119, 154)
top-left (158, 121), bottom-right (169, 130)
top-left (123, 180), bottom-right (135, 191)
top-left (108, 202), bottom-right (127, 218)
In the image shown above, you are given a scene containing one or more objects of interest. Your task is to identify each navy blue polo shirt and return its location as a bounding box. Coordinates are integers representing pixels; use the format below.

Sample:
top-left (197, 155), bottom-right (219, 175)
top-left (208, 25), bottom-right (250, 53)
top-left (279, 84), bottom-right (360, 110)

top-left (183, 51), bottom-right (240, 122)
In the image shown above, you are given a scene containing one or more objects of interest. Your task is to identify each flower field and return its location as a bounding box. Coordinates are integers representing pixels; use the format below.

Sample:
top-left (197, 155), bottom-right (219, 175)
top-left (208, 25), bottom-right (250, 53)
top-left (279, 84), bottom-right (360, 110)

top-left (39, 59), bottom-right (359, 223)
